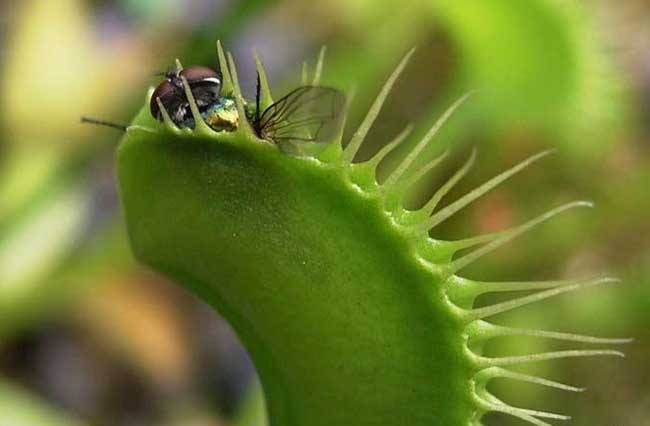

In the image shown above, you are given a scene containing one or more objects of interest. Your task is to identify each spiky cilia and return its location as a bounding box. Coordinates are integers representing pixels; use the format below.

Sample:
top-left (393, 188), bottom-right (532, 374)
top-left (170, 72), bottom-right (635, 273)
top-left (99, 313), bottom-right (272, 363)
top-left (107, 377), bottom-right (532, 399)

top-left (116, 42), bottom-right (630, 426)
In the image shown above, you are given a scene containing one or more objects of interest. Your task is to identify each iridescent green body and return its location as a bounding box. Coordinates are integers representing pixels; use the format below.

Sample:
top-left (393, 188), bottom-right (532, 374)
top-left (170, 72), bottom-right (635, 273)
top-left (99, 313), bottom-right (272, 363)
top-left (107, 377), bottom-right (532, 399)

top-left (176, 96), bottom-right (241, 132)
top-left (203, 96), bottom-right (240, 132)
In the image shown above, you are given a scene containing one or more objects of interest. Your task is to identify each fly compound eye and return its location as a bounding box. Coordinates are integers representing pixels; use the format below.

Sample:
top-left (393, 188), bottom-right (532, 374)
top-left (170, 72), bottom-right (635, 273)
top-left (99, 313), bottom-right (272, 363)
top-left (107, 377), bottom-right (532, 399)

top-left (180, 66), bottom-right (221, 86)
top-left (149, 65), bottom-right (223, 127)
top-left (180, 66), bottom-right (222, 110)
top-left (149, 79), bottom-right (178, 121)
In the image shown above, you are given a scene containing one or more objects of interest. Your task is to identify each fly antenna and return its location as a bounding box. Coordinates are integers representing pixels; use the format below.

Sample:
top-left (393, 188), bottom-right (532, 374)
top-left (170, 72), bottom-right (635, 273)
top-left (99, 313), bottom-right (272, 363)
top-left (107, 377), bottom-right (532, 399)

top-left (81, 116), bottom-right (128, 132)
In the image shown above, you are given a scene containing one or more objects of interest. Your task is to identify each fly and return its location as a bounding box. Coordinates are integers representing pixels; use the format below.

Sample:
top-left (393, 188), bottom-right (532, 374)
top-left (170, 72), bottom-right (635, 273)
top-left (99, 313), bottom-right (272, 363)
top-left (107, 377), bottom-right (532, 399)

top-left (82, 66), bottom-right (346, 144)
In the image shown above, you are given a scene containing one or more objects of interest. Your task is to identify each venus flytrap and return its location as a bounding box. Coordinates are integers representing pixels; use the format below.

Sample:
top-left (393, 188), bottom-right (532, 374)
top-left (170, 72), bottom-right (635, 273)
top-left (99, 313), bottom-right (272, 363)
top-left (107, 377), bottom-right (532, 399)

top-left (116, 43), bottom-right (630, 426)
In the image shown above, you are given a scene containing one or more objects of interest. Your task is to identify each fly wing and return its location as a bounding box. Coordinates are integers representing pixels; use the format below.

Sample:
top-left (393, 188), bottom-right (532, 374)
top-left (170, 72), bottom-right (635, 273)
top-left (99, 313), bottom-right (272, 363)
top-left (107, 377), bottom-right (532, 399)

top-left (257, 86), bottom-right (345, 144)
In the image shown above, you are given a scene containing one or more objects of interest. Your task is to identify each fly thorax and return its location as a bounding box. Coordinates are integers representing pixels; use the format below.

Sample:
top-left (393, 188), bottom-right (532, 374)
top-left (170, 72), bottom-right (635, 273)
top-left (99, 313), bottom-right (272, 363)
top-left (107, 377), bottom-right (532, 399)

top-left (204, 97), bottom-right (239, 132)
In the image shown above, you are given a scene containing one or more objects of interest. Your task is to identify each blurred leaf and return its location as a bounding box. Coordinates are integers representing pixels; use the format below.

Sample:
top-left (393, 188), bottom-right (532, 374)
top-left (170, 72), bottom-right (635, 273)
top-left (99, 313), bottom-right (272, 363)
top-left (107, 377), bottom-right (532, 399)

top-left (0, 220), bottom-right (133, 340)
top-left (234, 378), bottom-right (268, 426)
top-left (430, 0), bottom-right (627, 150)
top-left (3, 0), bottom-right (100, 144)
top-left (0, 379), bottom-right (85, 426)
top-left (2, 0), bottom-right (154, 147)
top-left (0, 183), bottom-right (90, 306)
top-left (75, 275), bottom-right (193, 389)
top-left (308, 0), bottom-right (626, 159)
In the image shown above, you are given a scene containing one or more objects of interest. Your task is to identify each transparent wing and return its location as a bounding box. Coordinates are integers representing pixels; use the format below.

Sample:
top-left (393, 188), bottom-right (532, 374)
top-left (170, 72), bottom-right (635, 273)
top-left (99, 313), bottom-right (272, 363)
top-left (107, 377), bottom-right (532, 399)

top-left (257, 86), bottom-right (345, 144)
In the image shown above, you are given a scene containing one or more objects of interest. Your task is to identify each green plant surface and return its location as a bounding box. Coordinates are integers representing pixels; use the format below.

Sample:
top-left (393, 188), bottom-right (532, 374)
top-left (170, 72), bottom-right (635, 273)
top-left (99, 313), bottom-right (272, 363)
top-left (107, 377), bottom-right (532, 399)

top-left (116, 45), bottom-right (629, 426)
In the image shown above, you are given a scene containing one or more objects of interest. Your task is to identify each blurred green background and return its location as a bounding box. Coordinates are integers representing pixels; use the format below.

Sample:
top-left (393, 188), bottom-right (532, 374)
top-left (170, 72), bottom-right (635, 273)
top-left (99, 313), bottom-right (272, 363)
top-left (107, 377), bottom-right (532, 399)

top-left (0, 0), bottom-right (648, 425)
